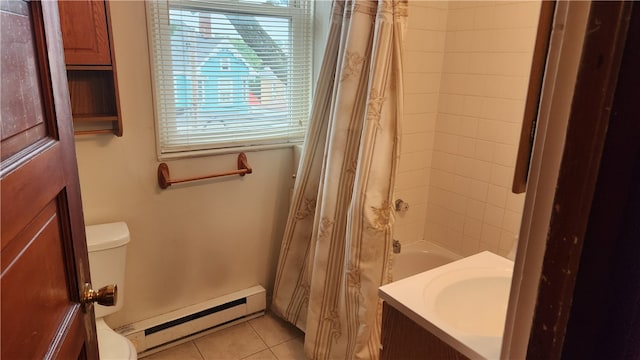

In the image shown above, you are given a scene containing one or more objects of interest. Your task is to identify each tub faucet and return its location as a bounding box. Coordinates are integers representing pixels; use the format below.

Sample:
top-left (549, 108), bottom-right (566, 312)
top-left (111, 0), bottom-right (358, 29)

top-left (392, 239), bottom-right (401, 254)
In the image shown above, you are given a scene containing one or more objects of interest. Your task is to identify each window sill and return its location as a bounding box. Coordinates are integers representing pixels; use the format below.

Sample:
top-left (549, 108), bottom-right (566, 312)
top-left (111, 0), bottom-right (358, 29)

top-left (157, 141), bottom-right (303, 161)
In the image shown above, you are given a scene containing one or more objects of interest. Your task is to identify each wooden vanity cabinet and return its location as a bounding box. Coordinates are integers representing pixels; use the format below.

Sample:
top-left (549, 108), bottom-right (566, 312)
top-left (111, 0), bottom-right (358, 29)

top-left (380, 302), bottom-right (468, 360)
top-left (58, 0), bottom-right (122, 136)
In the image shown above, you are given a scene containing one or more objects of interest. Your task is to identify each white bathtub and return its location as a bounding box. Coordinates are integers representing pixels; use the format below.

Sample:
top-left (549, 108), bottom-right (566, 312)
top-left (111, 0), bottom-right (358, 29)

top-left (392, 241), bottom-right (462, 281)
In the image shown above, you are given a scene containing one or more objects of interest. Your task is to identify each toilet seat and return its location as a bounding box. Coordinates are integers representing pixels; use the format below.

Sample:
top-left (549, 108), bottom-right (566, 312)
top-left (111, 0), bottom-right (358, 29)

top-left (96, 319), bottom-right (137, 360)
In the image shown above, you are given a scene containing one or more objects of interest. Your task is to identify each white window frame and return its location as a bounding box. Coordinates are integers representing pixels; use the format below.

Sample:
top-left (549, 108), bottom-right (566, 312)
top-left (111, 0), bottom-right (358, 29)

top-left (146, 0), bottom-right (313, 159)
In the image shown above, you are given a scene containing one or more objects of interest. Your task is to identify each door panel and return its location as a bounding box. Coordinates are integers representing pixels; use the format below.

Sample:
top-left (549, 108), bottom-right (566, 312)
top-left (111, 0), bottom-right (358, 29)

top-left (0, 0), bottom-right (48, 161)
top-left (2, 201), bottom-right (77, 359)
top-left (1, 0), bottom-right (98, 359)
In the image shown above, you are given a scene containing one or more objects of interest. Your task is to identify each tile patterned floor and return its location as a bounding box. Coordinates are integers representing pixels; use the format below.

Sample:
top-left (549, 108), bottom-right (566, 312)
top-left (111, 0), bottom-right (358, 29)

top-left (143, 313), bottom-right (307, 360)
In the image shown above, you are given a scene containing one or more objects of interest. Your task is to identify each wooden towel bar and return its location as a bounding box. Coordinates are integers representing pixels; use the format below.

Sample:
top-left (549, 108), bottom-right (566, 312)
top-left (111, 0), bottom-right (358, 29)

top-left (157, 153), bottom-right (252, 189)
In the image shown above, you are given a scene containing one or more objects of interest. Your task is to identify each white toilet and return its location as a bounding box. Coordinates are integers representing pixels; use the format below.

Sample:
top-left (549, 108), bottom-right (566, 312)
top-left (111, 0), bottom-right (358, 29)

top-left (86, 222), bottom-right (137, 360)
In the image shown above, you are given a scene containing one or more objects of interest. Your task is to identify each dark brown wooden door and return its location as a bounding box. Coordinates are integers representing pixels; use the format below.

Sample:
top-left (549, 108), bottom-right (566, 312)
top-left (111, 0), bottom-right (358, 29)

top-left (1, 1), bottom-right (98, 359)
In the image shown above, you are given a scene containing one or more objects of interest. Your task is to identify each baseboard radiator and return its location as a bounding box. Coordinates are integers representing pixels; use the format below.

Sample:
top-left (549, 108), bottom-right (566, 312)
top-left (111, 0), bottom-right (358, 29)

top-left (116, 286), bottom-right (266, 354)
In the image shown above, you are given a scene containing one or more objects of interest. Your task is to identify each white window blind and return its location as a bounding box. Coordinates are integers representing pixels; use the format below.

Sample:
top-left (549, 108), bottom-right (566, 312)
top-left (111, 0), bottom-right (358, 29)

top-left (146, 0), bottom-right (313, 156)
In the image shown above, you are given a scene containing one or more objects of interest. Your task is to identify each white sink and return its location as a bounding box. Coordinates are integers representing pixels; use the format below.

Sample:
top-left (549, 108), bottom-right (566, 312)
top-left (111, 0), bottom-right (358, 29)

top-left (424, 268), bottom-right (513, 337)
top-left (379, 251), bottom-right (514, 359)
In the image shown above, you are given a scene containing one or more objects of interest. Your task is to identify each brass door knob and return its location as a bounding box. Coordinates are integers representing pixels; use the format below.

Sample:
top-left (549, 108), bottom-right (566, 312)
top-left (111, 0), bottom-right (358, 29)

top-left (81, 283), bottom-right (118, 306)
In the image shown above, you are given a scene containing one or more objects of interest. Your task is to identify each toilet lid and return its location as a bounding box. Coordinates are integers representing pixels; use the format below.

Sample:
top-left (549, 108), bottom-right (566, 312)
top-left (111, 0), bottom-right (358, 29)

top-left (98, 327), bottom-right (135, 360)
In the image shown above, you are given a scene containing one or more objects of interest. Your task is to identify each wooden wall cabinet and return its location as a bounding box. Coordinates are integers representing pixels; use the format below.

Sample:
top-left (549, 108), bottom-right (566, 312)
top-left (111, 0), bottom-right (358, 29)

top-left (380, 302), bottom-right (468, 360)
top-left (58, 0), bottom-right (122, 136)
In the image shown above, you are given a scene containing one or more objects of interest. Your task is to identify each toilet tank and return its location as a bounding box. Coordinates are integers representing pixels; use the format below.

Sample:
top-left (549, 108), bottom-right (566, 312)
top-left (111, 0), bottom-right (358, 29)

top-left (86, 222), bottom-right (130, 319)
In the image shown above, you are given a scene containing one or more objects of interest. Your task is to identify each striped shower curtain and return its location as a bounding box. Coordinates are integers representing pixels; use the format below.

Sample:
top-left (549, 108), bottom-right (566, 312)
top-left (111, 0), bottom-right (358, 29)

top-left (271, 1), bottom-right (407, 359)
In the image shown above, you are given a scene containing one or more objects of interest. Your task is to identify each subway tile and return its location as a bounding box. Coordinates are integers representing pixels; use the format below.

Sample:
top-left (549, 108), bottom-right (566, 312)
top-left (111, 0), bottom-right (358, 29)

top-left (457, 136), bottom-right (476, 158)
top-left (434, 133), bottom-right (459, 154)
top-left (487, 184), bottom-right (508, 207)
top-left (495, 122), bottom-right (521, 145)
top-left (440, 73), bottom-right (467, 94)
top-left (461, 96), bottom-right (484, 117)
top-left (473, 6), bottom-right (496, 30)
top-left (452, 174), bottom-right (473, 196)
top-left (479, 241), bottom-right (498, 254)
top-left (398, 150), bottom-right (430, 172)
top-left (466, 199), bottom-right (486, 220)
top-left (480, 223), bottom-right (501, 248)
top-left (394, 186), bottom-right (429, 206)
top-left (494, 144), bottom-right (517, 167)
top-left (499, 230), bottom-right (517, 255)
top-left (426, 222), bottom-right (449, 246)
top-left (471, 159), bottom-right (492, 182)
top-left (484, 204), bottom-right (505, 228)
top-left (445, 228), bottom-right (464, 252)
top-left (447, 8), bottom-right (474, 31)
top-left (499, 52), bottom-right (535, 77)
top-left (396, 168), bottom-right (429, 190)
top-left (405, 93), bottom-right (439, 114)
top-left (436, 113), bottom-right (461, 134)
top-left (403, 113), bottom-right (436, 134)
top-left (396, 202), bottom-right (428, 225)
top-left (438, 94), bottom-right (464, 115)
top-left (461, 236), bottom-right (481, 256)
top-left (430, 168), bottom-right (454, 192)
top-left (463, 218), bottom-right (483, 239)
top-left (409, 5), bottom-right (449, 31)
top-left (505, 192), bottom-right (526, 213)
top-left (466, 74), bottom-right (487, 96)
top-left (405, 51), bottom-right (444, 73)
top-left (442, 52), bottom-right (470, 74)
top-left (431, 150), bottom-right (457, 172)
top-left (474, 140), bottom-right (494, 162)
top-left (454, 157), bottom-right (475, 178)
top-left (458, 116), bottom-right (478, 138)
top-left (402, 132), bottom-right (431, 153)
top-left (405, 73), bottom-right (442, 94)
top-left (470, 180), bottom-right (489, 201)
top-left (471, 29), bottom-right (492, 52)
top-left (394, 221), bottom-right (425, 244)
top-left (477, 119), bottom-right (501, 142)
top-left (468, 53), bottom-right (489, 75)
top-left (448, 192), bottom-right (468, 216)
top-left (490, 163), bottom-right (514, 188)
top-left (502, 210), bottom-right (522, 234)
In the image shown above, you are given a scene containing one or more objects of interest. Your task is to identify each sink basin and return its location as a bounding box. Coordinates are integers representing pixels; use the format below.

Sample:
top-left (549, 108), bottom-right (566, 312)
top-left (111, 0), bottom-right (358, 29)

top-left (423, 268), bottom-right (513, 337)
top-left (379, 251), bottom-right (514, 359)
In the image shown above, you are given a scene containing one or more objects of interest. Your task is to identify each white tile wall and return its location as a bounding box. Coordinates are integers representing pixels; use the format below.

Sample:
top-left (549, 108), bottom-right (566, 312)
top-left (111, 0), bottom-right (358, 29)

top-left (396, 1), bottom-right (541, 256)
top-left (394, 1), bottom-right (448, 245)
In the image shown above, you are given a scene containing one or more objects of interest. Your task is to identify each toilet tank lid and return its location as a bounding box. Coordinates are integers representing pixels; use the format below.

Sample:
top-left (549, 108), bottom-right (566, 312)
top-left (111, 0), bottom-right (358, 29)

top-left (86, 222), bottom-right (130, 251)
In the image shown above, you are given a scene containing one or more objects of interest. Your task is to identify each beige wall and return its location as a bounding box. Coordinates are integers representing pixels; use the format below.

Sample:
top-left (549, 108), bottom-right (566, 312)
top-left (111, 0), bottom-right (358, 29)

top-left (397, 1), bottom-right (540, 256)
top-left (76, 0), bottom-right (539, 329)
top-left (75, 1), bottom-right (294, 328)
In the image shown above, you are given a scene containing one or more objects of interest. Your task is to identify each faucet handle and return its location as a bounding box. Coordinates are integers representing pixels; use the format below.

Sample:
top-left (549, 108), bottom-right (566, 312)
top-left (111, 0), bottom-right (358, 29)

top-left (395, 199), bottom-right (409, 212)
top-left (392, 239), bottom-right (401, 254)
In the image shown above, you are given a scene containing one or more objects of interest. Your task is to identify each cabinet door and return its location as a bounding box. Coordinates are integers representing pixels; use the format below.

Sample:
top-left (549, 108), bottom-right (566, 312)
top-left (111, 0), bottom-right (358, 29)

top-left (58, 0), bottom-right (111, 65)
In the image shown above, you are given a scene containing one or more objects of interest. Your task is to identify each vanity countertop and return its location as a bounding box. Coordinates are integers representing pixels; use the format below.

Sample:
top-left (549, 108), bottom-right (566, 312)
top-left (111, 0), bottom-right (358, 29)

top-left (379, 251), bottom-right (514, 360)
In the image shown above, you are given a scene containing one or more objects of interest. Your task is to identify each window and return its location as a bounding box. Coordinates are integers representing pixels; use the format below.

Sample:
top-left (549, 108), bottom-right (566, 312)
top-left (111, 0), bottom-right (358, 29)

top-left (147, 0), bottom-right (313, 157)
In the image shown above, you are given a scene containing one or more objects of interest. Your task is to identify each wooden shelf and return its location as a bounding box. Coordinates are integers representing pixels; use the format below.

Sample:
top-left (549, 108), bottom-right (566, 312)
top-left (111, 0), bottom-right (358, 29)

top-left (73, 114), bottom-right (118, 122)
top-left (66, 65), bottom-right (113, 71)
top-left (59, 0), bottom-right (121, 137)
